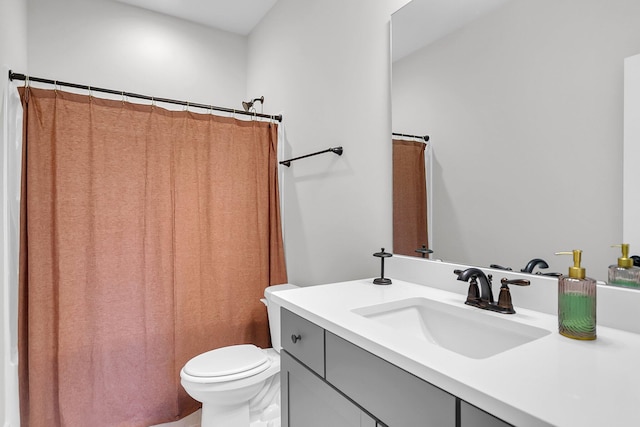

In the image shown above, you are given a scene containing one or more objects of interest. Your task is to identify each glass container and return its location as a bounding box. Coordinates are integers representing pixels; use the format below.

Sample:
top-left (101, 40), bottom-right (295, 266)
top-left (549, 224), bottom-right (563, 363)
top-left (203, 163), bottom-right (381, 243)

top-left (556, 250), bottom-right (596, 340)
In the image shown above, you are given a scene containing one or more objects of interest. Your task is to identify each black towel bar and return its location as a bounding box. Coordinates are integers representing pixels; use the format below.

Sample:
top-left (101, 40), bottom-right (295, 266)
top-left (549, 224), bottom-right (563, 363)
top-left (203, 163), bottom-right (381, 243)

top-left (279, 147), bottom-right (343, 167)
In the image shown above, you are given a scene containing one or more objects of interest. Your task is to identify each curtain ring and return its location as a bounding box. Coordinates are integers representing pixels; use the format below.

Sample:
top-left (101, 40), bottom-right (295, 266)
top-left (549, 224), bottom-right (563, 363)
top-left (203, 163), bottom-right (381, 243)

top-left (54, 80), bottom-right (58, 94)
top-left (88, 85), bottom-right (93, 100)
top-left (121, 91), bottom-right (126, 105)
top-left (151, 97), bottom-right (156, 109)
top-left (184, 101), bottom-right (189, 112)
top-left (23, 75), bottom-right (31, 102)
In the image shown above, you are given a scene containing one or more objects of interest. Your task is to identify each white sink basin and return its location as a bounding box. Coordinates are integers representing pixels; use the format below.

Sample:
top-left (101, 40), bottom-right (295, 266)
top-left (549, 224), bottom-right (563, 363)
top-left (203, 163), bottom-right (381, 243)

top-left (352, 297), bottom-right (550, 359)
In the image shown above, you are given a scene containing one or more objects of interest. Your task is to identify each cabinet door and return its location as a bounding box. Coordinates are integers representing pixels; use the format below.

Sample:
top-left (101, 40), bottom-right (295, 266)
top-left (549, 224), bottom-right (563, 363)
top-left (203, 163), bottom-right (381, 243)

top-left (281, 350), bottom-right (376, 427)
top-left (325, 332), bottom-right (456, 427)
top-left (459, 401), bottom-right (513, 427)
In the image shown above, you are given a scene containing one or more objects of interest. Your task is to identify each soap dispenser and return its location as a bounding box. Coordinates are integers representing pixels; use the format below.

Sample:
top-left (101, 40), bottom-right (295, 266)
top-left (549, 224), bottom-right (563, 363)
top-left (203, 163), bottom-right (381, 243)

top-left (608, 244), bottom-right (640, 288)
top-left (555, 250), bottom-right (596, 340)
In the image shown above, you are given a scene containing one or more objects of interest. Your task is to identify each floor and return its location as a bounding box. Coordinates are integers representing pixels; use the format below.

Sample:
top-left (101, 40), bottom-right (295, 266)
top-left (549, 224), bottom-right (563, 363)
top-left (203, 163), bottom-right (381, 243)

top-left (149, 410), bottom-right (201, 427)
top-left (148, 406), bottom-right (281, 427)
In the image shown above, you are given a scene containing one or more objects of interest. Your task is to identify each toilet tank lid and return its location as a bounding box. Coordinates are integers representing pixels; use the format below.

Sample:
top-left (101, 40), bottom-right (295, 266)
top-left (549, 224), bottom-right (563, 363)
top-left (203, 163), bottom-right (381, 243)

top-left (183, 344), bottom-right (269, 378)
top-left (264, 283), bottom-right (298, 298)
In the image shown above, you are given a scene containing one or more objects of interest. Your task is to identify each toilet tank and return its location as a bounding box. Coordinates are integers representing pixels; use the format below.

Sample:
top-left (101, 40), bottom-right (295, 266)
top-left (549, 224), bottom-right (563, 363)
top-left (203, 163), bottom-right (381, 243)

top-left (263, 284), bottom-right (298, 352)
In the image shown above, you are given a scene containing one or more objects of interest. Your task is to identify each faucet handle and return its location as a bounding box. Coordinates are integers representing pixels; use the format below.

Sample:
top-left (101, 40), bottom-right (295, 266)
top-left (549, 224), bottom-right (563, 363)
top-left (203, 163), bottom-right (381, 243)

top-left (496, 278), bottom-right (530, 314)
top-left (500, 278), bottom-right (530, 287)
top-left (496, 285), bottom-right (515, 314)
top-left (490, 264), bottom-right (512, 271)
top-left (466, 277), bottom-right (480, 304)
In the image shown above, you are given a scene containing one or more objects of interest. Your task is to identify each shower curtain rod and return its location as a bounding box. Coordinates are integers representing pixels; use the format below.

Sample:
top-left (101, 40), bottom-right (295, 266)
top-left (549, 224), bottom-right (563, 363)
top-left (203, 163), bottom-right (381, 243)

top-left (8, 70), bottom-right (283, 122)
top-left (393, 132), bottom-right (429, 142)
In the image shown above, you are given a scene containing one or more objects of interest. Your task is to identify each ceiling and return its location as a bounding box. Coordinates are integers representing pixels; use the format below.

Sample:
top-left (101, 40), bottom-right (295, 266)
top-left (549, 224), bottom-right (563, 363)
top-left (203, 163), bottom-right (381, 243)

top-left (111, 0), bottom-right (511, 57)
top-left (112, 0), bottom-right (279, 35)
top-left (392, 0), bottom-right (512, 61)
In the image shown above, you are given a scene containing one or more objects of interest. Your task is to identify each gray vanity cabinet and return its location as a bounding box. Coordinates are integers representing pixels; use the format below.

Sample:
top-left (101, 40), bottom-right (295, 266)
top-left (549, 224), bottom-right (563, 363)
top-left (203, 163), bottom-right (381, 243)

top-left (281, 351), bottom-right (377, 427)
top-left (281, 308), bottom-right (512, 427)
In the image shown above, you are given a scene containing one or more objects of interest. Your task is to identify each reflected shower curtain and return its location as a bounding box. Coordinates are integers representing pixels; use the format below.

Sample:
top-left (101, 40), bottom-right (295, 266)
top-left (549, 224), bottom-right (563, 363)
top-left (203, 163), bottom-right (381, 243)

top-left (392, 139), bottom-right (428, 257)
top-left (18, 87), bottom-right (287, 427)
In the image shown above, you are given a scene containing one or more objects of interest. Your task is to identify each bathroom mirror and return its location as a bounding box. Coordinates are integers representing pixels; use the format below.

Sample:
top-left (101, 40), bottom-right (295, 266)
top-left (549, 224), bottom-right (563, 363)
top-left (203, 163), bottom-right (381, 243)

top-left (391, 0), bottom-right (640, 282)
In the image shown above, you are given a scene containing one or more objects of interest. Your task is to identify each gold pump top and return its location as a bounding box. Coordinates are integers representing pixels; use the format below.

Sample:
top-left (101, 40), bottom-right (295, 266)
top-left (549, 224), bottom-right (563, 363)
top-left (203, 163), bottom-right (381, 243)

top-left (612, 243), bottom-right (633, 268)
top-left (555, 250), bottom-right (586, 279)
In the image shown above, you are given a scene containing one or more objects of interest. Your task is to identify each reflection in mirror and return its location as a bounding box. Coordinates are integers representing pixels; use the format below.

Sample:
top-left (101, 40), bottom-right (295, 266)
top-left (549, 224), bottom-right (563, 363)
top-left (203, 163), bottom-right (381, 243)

top-left (624, 54), bottom-right (640, 256)
top-left (391, 0), bottom-right (640, 281)
top-left (392, 134), bottom-right (432, 257)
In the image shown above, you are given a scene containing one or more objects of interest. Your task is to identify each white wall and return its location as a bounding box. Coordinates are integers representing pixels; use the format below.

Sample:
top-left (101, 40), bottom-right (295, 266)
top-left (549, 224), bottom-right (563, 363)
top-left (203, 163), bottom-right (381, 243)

top-left (248, 0), bottom-right (408, 286)
top-left (27, 0), bottom-right (247, 108)
top-left (0, 0), bottom-right (28, 424)
top-left (393, 0), bottom-right (640, 281)
top-left (0, 0), bottom-right (28, 73)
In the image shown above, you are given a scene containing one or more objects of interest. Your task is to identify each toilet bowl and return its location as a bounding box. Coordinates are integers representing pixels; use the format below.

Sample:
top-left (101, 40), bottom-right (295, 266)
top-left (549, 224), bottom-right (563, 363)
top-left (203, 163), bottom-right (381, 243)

top-left (180, 283), bottom-right (298, 427)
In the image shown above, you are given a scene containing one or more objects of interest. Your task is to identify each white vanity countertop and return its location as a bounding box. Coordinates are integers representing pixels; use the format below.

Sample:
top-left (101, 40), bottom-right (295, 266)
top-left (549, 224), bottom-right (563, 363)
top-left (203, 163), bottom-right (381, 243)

top-left (271, 279), bottom-right (640, 427)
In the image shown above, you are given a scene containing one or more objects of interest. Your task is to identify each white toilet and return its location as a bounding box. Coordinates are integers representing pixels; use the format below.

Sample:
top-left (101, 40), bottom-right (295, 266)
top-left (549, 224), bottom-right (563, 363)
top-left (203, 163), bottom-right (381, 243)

top-left (180, 283), bottom-right (298, 427)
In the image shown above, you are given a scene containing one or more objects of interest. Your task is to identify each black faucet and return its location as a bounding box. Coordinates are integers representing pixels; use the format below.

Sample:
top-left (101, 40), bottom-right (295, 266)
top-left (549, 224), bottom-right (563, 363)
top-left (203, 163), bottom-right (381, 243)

top-left (520, 258), bottom-right (549, 274)
top-left (454, 268), bottom-right (495, 305)
top-left (454, 268), bottom-right (530, 314)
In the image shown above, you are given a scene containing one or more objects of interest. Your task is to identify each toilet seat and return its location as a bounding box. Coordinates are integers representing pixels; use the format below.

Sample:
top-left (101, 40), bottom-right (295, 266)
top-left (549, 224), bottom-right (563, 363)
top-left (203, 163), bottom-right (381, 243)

top-left (183, 344), bottom-right (270, 382)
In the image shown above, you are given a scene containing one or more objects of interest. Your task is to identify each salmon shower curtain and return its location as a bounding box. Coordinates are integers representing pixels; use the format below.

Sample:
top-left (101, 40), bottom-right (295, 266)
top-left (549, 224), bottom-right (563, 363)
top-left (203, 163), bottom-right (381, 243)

top-left (392, 139), bottom-right (428, 257)
top-left (17, 87), bottom-right (287, 427)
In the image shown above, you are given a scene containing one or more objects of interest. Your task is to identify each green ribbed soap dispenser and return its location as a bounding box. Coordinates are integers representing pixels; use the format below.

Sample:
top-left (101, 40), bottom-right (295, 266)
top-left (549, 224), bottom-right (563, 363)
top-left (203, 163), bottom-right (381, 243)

top-left (608, 244), bottom-right (640, 288)
top-left (555, 250), bottom-right (596, 340)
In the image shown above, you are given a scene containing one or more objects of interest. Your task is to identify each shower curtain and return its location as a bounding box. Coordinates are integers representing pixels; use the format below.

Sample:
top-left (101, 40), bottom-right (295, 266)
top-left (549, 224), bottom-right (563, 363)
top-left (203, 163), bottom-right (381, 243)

top-left (18, 87), bottom-right (288, 427)
top-left (392, 139), bottom-right (428, 257)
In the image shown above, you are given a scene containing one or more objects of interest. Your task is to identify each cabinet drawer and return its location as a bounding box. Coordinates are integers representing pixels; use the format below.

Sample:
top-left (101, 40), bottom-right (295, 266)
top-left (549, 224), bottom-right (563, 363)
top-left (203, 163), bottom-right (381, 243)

top-left (325, 332), bottom-right (456, 427)
top-left (281, 308), bottom-right (325, 377)
top-left (460, 401), bottom-right (512, 427)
